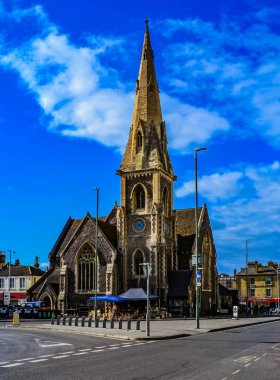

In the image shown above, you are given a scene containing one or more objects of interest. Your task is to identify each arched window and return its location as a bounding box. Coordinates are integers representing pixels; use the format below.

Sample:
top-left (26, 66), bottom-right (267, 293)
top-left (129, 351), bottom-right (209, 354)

top-left (136, 185), bottom-right (145, 210)
top-left (162, 187), bottom-right (169, 215)
top-left (77, 245), bottom-right (97, 292)
top-left (134, 250), bottom-right (144, 275)
top-left (136, 131), bottom-right (143, 152)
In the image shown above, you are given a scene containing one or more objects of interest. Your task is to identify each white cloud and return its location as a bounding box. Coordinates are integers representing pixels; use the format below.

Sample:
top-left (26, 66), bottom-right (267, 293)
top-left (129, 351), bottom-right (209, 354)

top-left (159, 14), bottom-right (280, 148)
top-left (176, 171), bottom-right (243, 201)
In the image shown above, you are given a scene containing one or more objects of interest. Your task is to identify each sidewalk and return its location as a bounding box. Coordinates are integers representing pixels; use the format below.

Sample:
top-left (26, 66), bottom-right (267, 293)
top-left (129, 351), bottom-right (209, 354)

top-left (4, 316), bottom-right (280, 340)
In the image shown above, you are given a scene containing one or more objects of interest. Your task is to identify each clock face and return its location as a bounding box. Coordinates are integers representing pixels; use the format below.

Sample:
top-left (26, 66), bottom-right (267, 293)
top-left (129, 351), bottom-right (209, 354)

top-left (133, 218), bottom-right (145, 232)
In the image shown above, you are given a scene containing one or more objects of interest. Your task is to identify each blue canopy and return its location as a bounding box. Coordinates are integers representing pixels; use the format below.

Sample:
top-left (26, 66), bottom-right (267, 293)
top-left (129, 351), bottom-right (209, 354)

top-left (89, 295), bottom-right (129, 303)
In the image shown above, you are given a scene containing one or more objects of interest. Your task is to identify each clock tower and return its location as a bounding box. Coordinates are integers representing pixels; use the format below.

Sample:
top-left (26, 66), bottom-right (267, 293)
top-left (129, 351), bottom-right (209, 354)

top-left (117, 21), bottom-right (176, 301)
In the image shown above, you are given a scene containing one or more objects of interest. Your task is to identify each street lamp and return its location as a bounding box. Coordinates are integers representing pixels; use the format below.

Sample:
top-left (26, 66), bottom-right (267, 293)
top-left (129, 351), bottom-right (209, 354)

top-left (93, 187), bottom-right (99, 321)
top-left (245, 239), bottom-right (250, 316)
top-left (270, 267), bottom-right (280, 310)
top-left (194, 147), bottom-right (207, 329)
top-left (140, 262), bottom-right (151, 337)
top-left (6, 250), bottom-right (15, 306)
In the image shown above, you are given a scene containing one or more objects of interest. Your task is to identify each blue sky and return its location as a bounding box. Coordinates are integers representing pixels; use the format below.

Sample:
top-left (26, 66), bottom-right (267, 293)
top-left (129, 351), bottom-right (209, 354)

top-left (0, 0), bottom-right (279, 273)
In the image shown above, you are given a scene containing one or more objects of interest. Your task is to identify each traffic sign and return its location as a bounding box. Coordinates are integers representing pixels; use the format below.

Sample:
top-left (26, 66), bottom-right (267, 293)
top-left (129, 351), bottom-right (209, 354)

top-left (196, 271), bottom-right (202, 287)
top-left (3, 291), bottom-right (10, 306)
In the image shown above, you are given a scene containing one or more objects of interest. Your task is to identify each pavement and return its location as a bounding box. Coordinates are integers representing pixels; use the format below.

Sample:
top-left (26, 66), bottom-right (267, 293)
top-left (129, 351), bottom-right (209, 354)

top-left (2, 316), bottom-right (280, 340)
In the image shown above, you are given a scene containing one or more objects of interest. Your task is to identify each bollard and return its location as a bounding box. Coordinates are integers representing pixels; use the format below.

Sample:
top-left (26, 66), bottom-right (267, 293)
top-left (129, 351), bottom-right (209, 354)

top-left (88, 317), bottom-right (92, 327)
top-left (51, 316), bottom-right (55, 325)
top-left (94, 318), bottom-right (99, 328)
top-left (68, 315), bottom-right (72, 326)
top-left (118, 319), bottom-right (122, 329)
top-left (136, 319), bottom-right (140, 330)
top-left (62, 315), bottom-right (67, 325)
top-left (102, 318), bottom-right (107, 328)
top-left (81, 316), bottom-right (85, 327)
top-left (57, 315), bottom-right (61, 325)
top-left (110, 319), bottom-right (114, 329)
top-left (75, 316), bottom-right (79, 326)
top-left (127, 318), bottom-right (131, 330)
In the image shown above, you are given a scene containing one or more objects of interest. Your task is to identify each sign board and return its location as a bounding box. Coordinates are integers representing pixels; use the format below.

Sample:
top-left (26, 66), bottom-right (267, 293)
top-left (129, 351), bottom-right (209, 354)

top-left (233, 306), bottom-right (238, 319)
top-left (192, 254), bottom-right (203, 266)
top-left (196, 271), bottom-right (202, 287)
top-left (3, 291), bottom-right (10, 306)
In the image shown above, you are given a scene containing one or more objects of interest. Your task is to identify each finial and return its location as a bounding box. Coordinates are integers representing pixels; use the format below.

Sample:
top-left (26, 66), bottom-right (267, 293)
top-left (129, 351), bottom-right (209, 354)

top-left (145, 18), bottom-right (149, 30)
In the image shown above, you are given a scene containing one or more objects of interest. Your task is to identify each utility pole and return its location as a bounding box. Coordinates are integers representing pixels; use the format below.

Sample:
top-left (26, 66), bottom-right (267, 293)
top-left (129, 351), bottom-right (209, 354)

top-left (245, 240), bottom-right (249, 316)
top-left (93, 187), bottom-right (99, 321)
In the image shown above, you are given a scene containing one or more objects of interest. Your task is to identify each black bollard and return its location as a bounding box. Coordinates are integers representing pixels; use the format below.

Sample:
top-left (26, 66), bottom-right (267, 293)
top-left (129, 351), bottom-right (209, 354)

top-left (62, 315), bottom-right (67, 325)
top-left (94, 318), bottom-right (99, 328)
top-left (118, 319), bottom-right (122, 329)
top-left (127, 318), bottom-right (131, 330)
top-left (57, 315), bottom-right (61, 325)
top-left (81, 316), bottom-right (85, 327)
top-left (51, 316), bottom-right (55, 325)
top-left (102, 318), bottom-right (107, 328)
top-left (88, 317), bottom-right (92, 327)
top-left (110, 319), bottom-right (114, 329)
top-left (75, 316), bottom-right (79, 326)
top-left (136, 319), bottom-right (140, 330)
top-left (68, 315), bottom-right (72, 326)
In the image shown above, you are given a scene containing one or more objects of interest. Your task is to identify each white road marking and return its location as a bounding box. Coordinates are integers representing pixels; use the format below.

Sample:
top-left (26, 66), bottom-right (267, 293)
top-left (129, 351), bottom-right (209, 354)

top-left (133, 343), bottom-right (145, 346)
top-left (91, 349), bottom-right (104, 353)
top-left (38, 354), bottom-right (54, 358)
top-left (0, 362), bottom-right (10, 365)
top-left (234, 356), bottom-right (256, 363)
top-left (53, 355), bottom-right (70, 359)
top-left (244, 363), bottom-right (252, 367)
top-left (272, 343), bottom-right (280, 350)
top-left (1, 363), bottom-right (23, 368)
top-left (221, 378), bottom-right (227, 380)
top-left (29, 359), bottom-right (49, 363)
top-left (78, 348), bottom-right (91, 351)
top-left (95, 346), bottom-right (107, 349)
top-left (108, 347), bottom-right (119, 350)
top-left (254, 357), bottom-right (260, 361)
top-left (15, 357), bottom-right (35, 361)
top-left (60, 351), bottom-right (74, 355)
top-left (109, 344), bottom-right (120, 347)
top-left (122, 344), bottom-right (133, 347)
top-left (72, 352), bottom-right (89, 356)
top-left (232, 370), bottom-right (240, 375)
top-left (35, 338), bottom-right (72, 348)
top-left (262, 353), bottom-right (268, 356)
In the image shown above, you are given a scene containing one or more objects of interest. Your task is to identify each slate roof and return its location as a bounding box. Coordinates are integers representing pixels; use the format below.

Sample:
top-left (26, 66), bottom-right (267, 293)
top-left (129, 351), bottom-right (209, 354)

top-left (0, 265), bottom-right (45, 277)
top-left (27, 267), bottom-right (59, 294)
top-left (175, 208), bottom-right (202, 236)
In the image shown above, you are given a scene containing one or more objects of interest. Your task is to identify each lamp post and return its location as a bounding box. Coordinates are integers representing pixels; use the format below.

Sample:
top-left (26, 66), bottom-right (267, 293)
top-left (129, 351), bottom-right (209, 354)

top-left (93, 187), bottom-right (99, 321)
top-left (245, 239), bottom-right (250, 316)
top-left (194, 147), bottom-right (207, 329)
top-left (140, 262), bottom-right (151, 337)
top-left (270, 267), bottom-right (280, 310)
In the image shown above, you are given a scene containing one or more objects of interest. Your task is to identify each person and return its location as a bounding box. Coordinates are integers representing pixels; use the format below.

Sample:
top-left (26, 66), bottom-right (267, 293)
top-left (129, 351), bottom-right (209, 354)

top-left (112, 304), bottom-right (117, 319)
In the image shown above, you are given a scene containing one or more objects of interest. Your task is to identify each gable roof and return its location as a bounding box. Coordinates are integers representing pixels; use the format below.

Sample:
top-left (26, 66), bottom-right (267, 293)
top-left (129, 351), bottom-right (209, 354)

top-left (0, 265), bottom-right (45, 277)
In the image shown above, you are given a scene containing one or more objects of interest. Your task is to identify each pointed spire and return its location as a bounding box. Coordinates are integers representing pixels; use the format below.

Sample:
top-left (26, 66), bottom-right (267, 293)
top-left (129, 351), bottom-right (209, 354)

top-left (120, 21), bottom-right (174, 177)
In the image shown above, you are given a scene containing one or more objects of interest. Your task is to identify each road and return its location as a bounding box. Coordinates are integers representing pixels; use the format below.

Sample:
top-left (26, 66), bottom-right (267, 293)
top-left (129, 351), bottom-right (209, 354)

top-left (0, 320), bottom-right (279, 379)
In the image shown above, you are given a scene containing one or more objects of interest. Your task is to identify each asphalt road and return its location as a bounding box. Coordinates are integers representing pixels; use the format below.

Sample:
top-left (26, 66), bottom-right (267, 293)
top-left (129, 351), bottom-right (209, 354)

top-left (0, 320), bottom-right (279, 379)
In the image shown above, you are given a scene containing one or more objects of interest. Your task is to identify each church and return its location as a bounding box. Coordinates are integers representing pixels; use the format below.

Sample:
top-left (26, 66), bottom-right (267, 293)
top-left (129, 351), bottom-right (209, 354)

top-left (28, 22), bottom-right (218, 316)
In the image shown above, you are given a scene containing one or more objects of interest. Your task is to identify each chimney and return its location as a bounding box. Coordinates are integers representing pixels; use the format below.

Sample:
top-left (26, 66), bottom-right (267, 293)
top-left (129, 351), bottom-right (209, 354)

top-left (0, 251), bottom-right (6, 264)
top-left (15, 258), bottom-right (20, 266)
top-left (34, 256), bottom-right (39, 269)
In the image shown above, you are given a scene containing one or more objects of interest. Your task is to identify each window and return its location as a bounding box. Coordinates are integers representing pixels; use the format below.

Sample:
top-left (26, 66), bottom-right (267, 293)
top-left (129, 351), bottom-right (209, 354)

top-left (135, 185), bottom-right (145, 210)
top-left (134, 250), bottom-right (144, 276)
top-left (162, 187), bottom-right (169, 216)
top-left (77, 246), bottom-right (97, 292)
top-left (250, 289), bottom-right (255, 297)
top-left (19, 277), bottom-right (26, 289)
top-left (266, 288), bottom-right (271, 297)
top-left (9, 278), bottom-right (15, 289)
top-left (250, 277), bottom-right (255, 286)
top-left (136, 131), bottom-right (143, 152)
top-left (0, 278), bottom-right (4, 289)
top-left (265, 277), bottom-right (272, 286)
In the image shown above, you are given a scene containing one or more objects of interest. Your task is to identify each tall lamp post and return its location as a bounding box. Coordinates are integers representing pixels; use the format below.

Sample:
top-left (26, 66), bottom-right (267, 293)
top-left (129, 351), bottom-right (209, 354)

top-left (140, 262), bottom-right (151, 337)
top-left (6, 250), bottom-right (15, 306)
top-left (93, 187), bottom-right (99, 321)
top-left (245, 239), bottom-right (250, 316)
top-left (270, 267), bottom-right (280, 310)
top-left (194, 147), bottom-right (207, 329)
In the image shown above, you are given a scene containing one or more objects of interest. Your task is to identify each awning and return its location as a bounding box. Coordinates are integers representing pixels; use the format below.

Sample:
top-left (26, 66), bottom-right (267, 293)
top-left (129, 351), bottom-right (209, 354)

top-left (118, 288), bottom-right (158, 301)
top-left (246, 298), bottom-right (279, 303)
top-left (89, 295), bottom-right (129, 303)
top-left (0, 292), bottom-right (27, 300)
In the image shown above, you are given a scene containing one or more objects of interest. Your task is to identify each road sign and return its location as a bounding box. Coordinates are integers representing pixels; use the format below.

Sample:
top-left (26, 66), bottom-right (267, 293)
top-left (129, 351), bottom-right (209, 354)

top-left (3, 291), bottom-right (10, 306)
top-left (196, 271), bottom-right (202, 287)
top-left (232, 306), bottom-right (238, 319)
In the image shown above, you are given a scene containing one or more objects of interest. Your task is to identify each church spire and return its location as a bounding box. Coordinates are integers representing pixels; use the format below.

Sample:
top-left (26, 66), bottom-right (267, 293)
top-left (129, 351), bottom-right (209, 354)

top-left (132, 18), bottom-right (163, 124)
top-left (120, 21), bottom-right (174, 177)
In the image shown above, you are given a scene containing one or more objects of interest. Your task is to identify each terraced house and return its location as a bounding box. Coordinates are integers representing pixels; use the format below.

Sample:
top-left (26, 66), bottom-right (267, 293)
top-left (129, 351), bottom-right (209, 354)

top-left (28, 22), bottom-right (218, 316)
